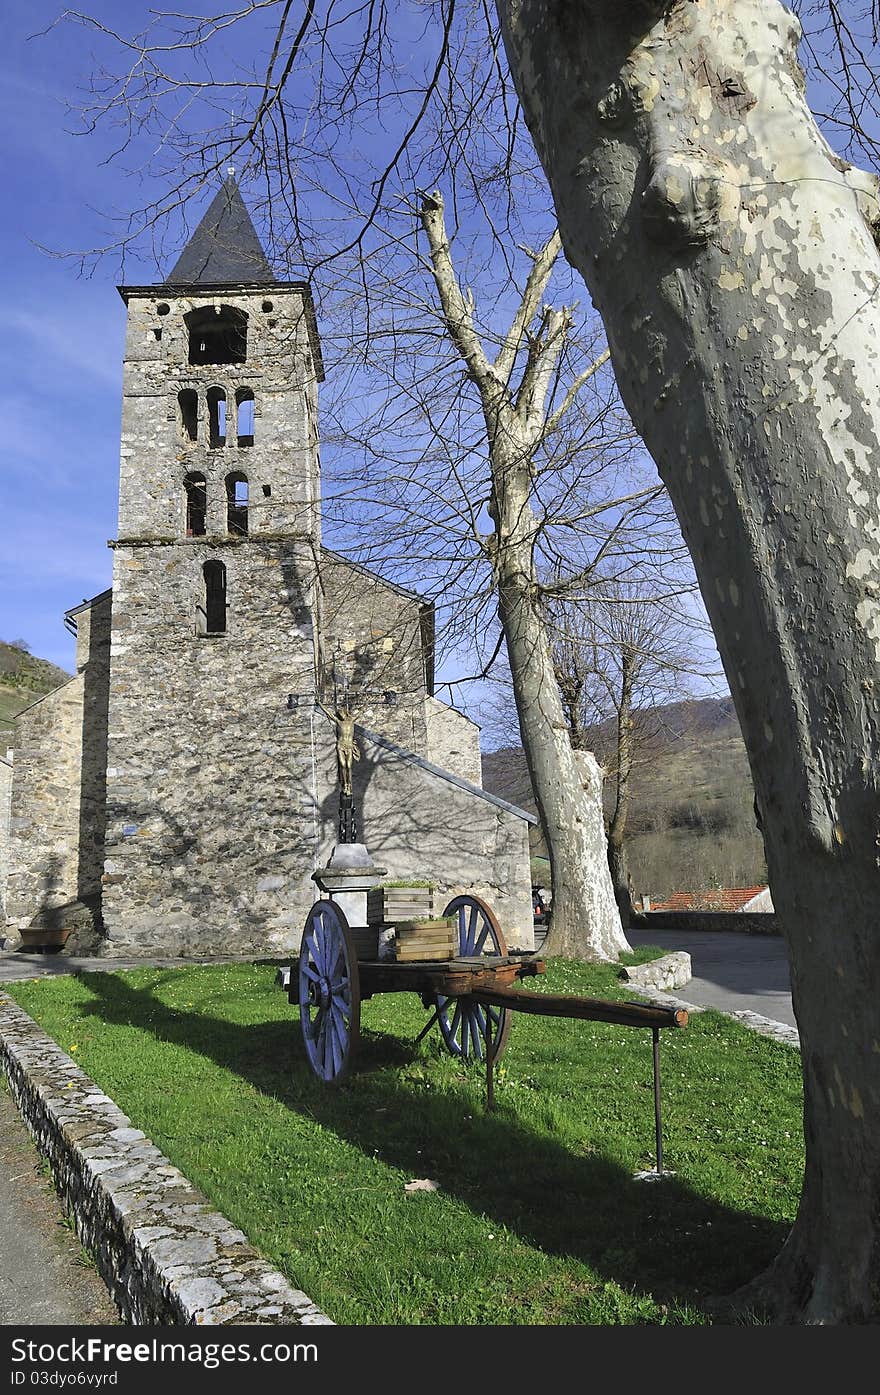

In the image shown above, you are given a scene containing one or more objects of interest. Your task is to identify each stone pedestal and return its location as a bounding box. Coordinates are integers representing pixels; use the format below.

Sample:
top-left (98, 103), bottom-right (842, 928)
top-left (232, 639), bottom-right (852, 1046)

top-left (311, 842), bottom-right (385, 929)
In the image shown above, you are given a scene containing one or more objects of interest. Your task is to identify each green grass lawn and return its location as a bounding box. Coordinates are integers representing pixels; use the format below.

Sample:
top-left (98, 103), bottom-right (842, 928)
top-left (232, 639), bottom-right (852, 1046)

top-left (6, 954), bottom-right (803, 1325)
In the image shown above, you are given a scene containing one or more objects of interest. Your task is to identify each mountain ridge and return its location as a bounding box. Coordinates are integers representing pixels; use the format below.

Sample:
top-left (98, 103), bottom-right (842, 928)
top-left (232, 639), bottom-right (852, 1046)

top-left (0, 642), bottom-right (72, 739)
top-left (482, 695), bottom-right (766, 900)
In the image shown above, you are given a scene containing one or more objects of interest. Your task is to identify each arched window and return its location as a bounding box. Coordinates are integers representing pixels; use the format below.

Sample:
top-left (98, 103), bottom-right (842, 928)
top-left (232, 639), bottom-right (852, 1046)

top-left (236, 388), bottom-right (255, 447)
top-left (185, 305), bottom-right (248, 365)
top-left (207, 387), bottom-right (226, 448)
top-left (226, 473), bottom-right (249, 536)
top-left (178, 390), bottom-right (198, 443)
top-left (183, 473), bottom-right (207, 537)
top-left (202, 560), bottom-right (227, 634)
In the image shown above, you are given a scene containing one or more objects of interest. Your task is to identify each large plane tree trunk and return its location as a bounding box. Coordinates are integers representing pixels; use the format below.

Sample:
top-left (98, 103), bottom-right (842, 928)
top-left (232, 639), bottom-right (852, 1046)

top-left (500, 0), bottom-right (880, 1321)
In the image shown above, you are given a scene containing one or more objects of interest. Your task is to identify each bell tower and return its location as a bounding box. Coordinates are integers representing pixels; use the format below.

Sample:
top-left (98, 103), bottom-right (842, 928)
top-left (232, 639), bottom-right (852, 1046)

top-left (102, 177), bottom-right (326, 955)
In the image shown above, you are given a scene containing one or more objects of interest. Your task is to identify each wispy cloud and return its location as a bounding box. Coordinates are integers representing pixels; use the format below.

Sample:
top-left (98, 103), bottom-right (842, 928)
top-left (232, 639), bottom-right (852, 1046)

top-left (7, 306), bottom-right (123, 389)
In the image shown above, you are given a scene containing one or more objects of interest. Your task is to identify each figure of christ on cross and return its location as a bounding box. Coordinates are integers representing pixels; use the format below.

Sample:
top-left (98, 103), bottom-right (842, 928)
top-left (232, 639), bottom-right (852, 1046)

top-left (317, 700), bottom-right (361, 798)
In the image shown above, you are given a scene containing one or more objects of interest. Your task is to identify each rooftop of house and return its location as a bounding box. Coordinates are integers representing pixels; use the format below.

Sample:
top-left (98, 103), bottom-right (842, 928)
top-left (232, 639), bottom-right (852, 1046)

top-left (647, 886), bottom-right (770, 913)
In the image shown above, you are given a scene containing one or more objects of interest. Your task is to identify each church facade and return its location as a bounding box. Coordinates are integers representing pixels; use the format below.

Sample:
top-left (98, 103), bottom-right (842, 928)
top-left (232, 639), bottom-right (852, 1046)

top-left (3, 180), bottom-right (534, 956)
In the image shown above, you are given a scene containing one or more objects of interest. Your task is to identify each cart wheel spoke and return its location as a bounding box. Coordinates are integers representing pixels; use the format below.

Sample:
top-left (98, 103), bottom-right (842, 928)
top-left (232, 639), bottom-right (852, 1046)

top-left (474, 924), bottom-right (490, 955)
top-left (449, 999), bottom-right (462, 1040)
top-left (432, 895), bottom-right (513, 1064)
top-left (298, 900), bottom-right (360, 1084)
top-left (465, 904), bottom-right (479, 954)
top-left (469, 1009), bottom-right (484, 1061)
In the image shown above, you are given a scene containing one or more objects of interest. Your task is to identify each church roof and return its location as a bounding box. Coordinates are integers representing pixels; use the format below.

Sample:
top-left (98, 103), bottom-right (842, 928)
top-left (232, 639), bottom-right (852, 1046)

top-left (165, 176), bottom-right (276, 285)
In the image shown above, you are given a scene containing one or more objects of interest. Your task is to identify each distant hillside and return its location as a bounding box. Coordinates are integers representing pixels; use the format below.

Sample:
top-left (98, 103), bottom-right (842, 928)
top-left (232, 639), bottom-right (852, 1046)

top-left (0, 642), bottom-right (71, 741)
top-left (482, 696), bottom-right (767, 901)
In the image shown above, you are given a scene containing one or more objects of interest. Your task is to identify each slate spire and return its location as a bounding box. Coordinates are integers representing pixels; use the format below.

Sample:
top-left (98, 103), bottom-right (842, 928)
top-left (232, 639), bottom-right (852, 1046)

top-left (166, 176), bottom-right (275, 285)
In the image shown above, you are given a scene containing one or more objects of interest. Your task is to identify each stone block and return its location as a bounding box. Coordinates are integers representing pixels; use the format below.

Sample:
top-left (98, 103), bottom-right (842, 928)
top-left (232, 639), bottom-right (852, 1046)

top-left (619, 952), bottom-right (692, 991)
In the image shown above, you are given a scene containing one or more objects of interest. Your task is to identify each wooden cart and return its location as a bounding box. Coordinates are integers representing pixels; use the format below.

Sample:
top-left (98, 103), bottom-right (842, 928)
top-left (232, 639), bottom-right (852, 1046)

top-left (284, 893), bottom-right (687, 1173)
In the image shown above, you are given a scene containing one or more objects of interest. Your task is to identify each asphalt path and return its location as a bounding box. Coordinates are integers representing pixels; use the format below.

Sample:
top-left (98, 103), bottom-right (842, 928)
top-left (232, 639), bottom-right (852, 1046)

top-left (626, 926), bottom-right (796, 1030)
top-left (0, 1083), bottom-right (120, 1326)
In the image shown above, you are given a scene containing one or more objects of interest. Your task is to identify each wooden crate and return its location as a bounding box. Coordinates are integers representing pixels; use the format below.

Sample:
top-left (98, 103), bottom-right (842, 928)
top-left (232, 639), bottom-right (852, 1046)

top-left (367, 886), bottom-right (435, 926)
top-left (393, 917), bottom-right (456, 962)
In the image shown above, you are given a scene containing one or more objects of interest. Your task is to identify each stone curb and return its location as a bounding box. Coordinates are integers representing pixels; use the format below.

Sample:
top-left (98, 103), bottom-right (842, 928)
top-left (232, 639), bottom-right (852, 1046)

top-left (0, 993), bottom-right (333, 1326)
top-left (619, 951), bottom-right (692, 992)
top-left (624, 985), bottom-right (800, 1049)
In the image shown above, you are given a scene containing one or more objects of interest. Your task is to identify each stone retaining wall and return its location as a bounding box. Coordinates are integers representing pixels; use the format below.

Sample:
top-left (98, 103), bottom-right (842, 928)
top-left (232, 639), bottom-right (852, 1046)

top-left (0, 993), bottom-right (330, 1326)
top-left (629, 910), bottom-right (780, 935)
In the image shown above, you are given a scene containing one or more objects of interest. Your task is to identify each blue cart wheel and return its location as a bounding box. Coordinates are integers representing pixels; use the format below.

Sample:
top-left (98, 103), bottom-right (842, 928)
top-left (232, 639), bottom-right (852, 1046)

top-left (435, 895), bottom-right (512, 1063)
top-left (299, 900), bottom-right (360, 1083)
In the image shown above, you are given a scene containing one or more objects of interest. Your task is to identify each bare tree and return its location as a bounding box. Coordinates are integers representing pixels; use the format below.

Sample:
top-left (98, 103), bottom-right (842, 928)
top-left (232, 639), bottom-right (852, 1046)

top-left (317, 193), bottom-right (676, 956)
top-left (551, 584), bottom-right (710, 921)
top-left (44, 0), bottom-right (880, 1319)
top-left (415, 191), bottom-right (634, 958)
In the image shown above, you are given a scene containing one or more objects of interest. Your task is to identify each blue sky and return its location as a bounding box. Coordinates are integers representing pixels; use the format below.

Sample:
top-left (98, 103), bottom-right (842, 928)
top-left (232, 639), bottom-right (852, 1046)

top-left (0, 3), bottom-right (153, 670)
top-left (0, 1), bottom-right (861, 695)
top-left (0, 2), bottom-right (709, 687)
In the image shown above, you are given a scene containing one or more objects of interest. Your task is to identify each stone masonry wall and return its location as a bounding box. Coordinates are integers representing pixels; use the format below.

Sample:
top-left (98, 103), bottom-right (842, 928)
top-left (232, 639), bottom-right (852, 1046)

top-left (0, 755), bottom-right (11, 923)
top-left (102, 278), bottom-right (326, 957)
top-left (0, 994), bottom-right (331, 1325)
top-left (39, 265), bottom-right (535, 959)
top-left (4, 592), bottom-right (111, 942)
top-left (117, 287), bottom-right (321, 544)
top-left (424, 697), bottom-right (483, 787)
top-left (75, 592), bottom-right (112, 903)
top-left (101, 540), bottom-right (321, 956)
top-left (318, 552), bottom-right (432, 755)
top-left (5, 679), bottom-right (85, 933)
top-left (347, 727), bottom-right (535, 949)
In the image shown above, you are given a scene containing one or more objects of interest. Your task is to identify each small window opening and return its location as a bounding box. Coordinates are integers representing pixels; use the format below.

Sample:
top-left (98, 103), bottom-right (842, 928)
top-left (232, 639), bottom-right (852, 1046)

top-left (202, 560), bottom-right (227, 634)
top-left (236, 388), bottom-right (255, 447)
top-left (226, 472), bottom-right (249, 536)
top-left (262, 484), bottom-right (271, 498)
top-left (262, 300), bottom-right (273, 313)
top-left (207, 387), bottom-right (227, 448)
top-left (184, 472), bottom-right (207, 536)
top-left (185, 305), bottom-right (248, 365)
top-left (178, 390), bottom-right (198, 443)
top-left (157, 303), bottom-right (170, 316)
top-left (154, 328), bottom-right (163, 342)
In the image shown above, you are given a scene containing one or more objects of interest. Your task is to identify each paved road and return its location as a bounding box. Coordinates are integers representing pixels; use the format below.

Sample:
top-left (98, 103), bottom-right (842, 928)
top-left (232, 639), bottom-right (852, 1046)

top-left (0, 1084), bottom-right (120, 1326)
top-left (626, 927), bottom-right (796, 1030)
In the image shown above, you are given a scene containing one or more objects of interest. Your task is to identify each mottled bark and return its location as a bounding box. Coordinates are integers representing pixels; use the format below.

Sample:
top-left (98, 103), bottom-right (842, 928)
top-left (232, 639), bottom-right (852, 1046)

top-left (499, 0), bottom-right (880, 1321)
top-left (607, 644), bottom-right (636, 922)
top-left (421, 192), bottom-right (629, 961)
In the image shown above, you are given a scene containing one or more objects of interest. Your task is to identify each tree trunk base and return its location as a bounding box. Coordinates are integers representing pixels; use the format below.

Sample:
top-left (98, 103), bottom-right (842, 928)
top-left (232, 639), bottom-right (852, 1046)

top-left (706, 1244), bottom-right (879, 1325)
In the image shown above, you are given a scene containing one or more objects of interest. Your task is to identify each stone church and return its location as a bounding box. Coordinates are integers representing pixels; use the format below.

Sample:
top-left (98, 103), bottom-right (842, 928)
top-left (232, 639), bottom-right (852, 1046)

top-left (3, 178), bottom-right (534, 957)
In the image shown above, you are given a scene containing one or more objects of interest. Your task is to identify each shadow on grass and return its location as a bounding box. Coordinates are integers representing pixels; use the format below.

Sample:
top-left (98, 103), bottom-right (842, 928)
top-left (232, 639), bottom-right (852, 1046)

top-left (70, 969), bottom-right (787, 1316)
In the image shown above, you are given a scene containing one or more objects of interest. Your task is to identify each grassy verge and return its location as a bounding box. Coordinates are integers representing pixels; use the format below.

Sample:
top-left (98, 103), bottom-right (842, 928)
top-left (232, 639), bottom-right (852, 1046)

top-left (5, 952), bottom-right (803, 1324)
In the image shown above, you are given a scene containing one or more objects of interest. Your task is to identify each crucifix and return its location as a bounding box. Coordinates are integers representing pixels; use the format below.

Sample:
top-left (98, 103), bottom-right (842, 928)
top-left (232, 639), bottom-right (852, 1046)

top-left (319, 646), bottom-right (362, 843)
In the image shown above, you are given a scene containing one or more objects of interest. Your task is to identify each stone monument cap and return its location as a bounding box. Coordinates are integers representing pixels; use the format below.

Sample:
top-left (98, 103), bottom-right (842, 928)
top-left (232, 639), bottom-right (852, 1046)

top-left (312, 842), bottom-right (386, 892)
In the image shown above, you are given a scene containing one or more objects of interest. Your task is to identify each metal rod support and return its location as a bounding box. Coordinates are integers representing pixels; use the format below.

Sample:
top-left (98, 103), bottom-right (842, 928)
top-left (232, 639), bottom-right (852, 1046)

top-left (652, 1026), bottom-right (663, 1175)
top-left (414, 1007), bottom-right (441, 1045)
top-left (484, 1010), bottom-right (495, 1112)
